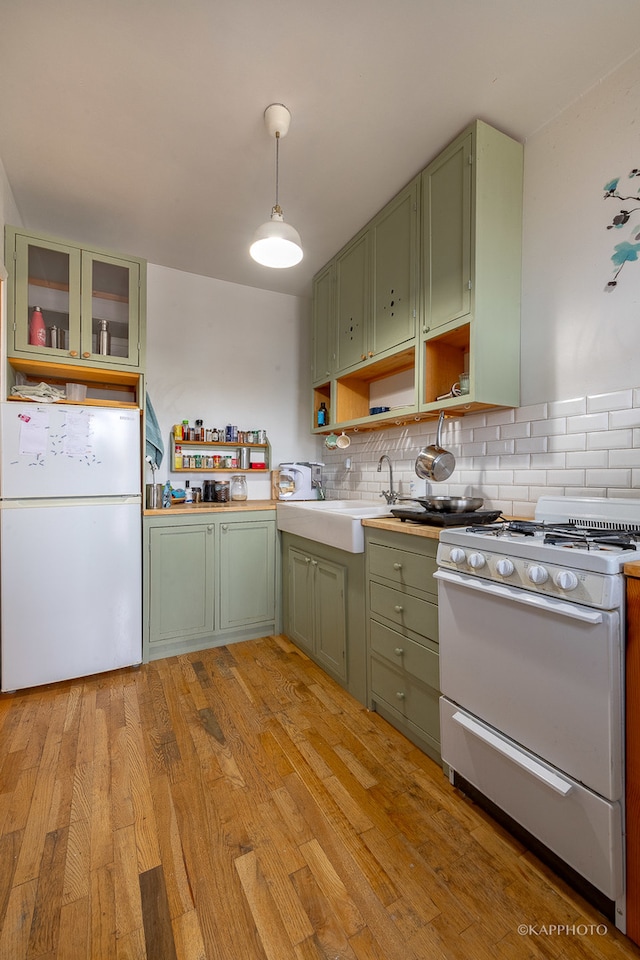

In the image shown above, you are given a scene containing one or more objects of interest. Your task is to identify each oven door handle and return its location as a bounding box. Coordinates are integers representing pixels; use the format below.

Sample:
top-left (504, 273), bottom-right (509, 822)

top-left (434, 568), bottom-right (604, 624)
top-left (451, 710), bottom-right (573, 796)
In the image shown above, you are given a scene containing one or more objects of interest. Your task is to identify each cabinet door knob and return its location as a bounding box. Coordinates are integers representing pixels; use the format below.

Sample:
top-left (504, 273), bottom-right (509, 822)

top-left (207, 525), bottom-right (214, 532)
top-left (311, 559), bottom-right (318, 566)
top-left (305, 557), bottom-right (311, 563)
top-left (221, 524), bottom-right (228, 532)
top-left (396, 691), bottom-right (406, 700)
top-left (368, 351), bottom-right (374, 358)
top-left (82, 351), bottom-right (91, 359)
top-left (394, 647), bottom-right (404, 656)
top-left (393, 562), bottom-right (402, 570)
top-left (394, 605), bottom-right (403, 613)
top-left (360, 354), bottom-right (366, 361)
top-left (69, 350), bottom-right (78, 357)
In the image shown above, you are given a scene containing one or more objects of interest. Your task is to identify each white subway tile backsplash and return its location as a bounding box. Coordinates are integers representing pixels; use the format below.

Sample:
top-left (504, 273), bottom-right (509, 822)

top-left (500, 421), bottom-right (531, 440)
top-left (586, 469), bottom-right (632, 487)
top-left (566, 412), bottom-right (609, 433)
top-left (515, 403), bottom-right (548, 422)
top-left (515, 437), bottom-right (548, 454)
top-left (587, 429), bottom-right (634, 450)
top-left (565, 450), bottom-right (609, 468)
top-left (609, 407), bottom-right (640, 429)
top-left (546, 470), bottom-right (586, 486)
top-left (548, 397), bottom-right (587, 418)
top-left (548, 433), bottom-right (587, 452)
top-left (587, 390), bottom-right (633, 413)
top-left (323, 384), bottom-right (640, 509)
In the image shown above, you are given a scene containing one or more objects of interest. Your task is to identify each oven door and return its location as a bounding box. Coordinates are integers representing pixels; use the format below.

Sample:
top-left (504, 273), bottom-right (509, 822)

top-left (434, 568), bottom-right (623, 801)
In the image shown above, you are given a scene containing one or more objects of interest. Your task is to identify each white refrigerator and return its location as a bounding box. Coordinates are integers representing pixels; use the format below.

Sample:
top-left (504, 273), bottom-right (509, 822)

top-left (0, 402), bottom-right (142, 691)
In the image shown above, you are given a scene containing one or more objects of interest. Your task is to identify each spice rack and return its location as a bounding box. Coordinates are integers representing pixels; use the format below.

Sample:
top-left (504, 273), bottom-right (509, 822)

top-left (170, 434), bottom-right (270, 473)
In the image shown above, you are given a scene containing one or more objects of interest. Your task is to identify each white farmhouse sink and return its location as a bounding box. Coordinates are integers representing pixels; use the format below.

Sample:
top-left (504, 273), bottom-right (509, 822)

top-left (276, 499), bottom-right (393, 553)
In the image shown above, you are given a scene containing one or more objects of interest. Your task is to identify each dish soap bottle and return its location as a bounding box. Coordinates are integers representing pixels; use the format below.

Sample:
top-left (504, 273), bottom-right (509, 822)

top-left (29, 306), bottom-right (46, 346)
top-left (317, 402), bottom-right (328, 427)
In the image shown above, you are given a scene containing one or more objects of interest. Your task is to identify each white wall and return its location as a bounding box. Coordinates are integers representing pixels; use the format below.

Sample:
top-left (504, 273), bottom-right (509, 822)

top-left (521, 51), bottom-right (640, 404)
top-left (145, 264), bottom-right (316, 496)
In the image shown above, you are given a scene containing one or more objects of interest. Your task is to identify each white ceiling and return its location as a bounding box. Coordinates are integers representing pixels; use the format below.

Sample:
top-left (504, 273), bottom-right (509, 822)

top-left (1, 1), bottom-right (640, 299)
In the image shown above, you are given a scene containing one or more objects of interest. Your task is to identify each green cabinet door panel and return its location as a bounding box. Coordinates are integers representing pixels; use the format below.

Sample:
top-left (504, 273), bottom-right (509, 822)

top-left (312, 263), bottom-right (335, 384)
top-left (422, 132), bottom-right (472, 332)
top-left (288, 548), bottom-right (315, 653)
top-left (336, 232), bottom-right (369, 372)
top-left (149, 524), bottom-right (215, 644)
top-left (371, 181), bottom-right (418, 356)
top-left (314, 558), bottom-right (347, 682)
top-left (220, 519), bottom-right (275, 629)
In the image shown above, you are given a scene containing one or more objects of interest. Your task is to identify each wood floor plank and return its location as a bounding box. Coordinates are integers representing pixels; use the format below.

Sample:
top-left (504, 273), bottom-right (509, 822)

top-left (235, 849), bottom-right (304, 960)
top-left (139, 865), bottom-right (178, 960)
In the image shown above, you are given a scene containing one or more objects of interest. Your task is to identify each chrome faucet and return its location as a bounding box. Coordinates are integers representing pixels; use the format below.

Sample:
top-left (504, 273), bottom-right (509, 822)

top-left (377, 455), bottom-right (398, 504)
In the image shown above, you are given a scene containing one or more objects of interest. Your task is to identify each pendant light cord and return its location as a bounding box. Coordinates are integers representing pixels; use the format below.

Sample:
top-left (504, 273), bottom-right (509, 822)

top-left (274, 131), bottom-right (280, 211)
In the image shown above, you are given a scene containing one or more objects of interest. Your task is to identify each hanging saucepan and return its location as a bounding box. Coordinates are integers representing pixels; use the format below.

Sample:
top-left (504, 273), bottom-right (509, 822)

top-left (415, 410), bottom-right (455, 482)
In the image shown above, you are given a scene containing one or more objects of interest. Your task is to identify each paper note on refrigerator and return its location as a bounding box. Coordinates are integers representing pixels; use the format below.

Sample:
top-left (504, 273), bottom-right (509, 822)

top-left (18, 408), bottom-right (49, 455)
top-left (63, 411), bottom-right (93, 456)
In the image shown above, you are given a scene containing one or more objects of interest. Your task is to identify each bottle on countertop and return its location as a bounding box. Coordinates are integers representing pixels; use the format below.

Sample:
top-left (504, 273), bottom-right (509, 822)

top-left (29, 306), bottom-right (46, 346)
top-left (317, 402), bottom-right (328, 427)
top-left (184, 480), bottom-right (193, 504)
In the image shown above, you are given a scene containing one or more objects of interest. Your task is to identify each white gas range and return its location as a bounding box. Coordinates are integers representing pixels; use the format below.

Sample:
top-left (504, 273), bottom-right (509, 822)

top-left (435, 495), bottom-right (639, 932)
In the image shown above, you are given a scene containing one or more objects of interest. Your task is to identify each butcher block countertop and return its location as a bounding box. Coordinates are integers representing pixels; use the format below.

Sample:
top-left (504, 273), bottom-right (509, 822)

top-left (625, 561), bottom-right (640, 577)
top-left (144, 499), bottom-right (277, 517)
top-left (362, 516), bottom-right (449, 540)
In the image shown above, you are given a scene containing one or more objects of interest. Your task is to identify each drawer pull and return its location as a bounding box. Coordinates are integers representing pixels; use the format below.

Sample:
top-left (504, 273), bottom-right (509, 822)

top-left (396, 691), bottom-right (406, 700)
top-left (394, 605), bottom-right (403, 613)
top-left (393, 562), bottom-right (403, 570)
top-left (394, 647), bottom-right (404, 656)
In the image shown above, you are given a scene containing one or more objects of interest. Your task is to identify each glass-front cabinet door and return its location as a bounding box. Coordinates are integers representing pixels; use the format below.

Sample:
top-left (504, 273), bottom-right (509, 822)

top-left (8, 227), bottom-right (143, 370)
top-left (81, 252), bottom-right (141, 366)
top-left (14, 234), bottom-right (82, 359)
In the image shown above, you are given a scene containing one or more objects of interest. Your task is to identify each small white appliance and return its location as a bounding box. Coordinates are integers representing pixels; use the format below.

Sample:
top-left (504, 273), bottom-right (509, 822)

top-left (278, 462), bottom-right (323, 500)
top-left (0, 402), bottom-right (142, 691)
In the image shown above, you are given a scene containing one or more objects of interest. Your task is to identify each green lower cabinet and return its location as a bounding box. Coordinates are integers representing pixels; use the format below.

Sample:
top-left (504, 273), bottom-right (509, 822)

top-left (144, 510), bottom-right (278, 660)
top-left (219, 518), bottom-right (275, 630)
top-left (365, 527), bottom-right (442, 764)
top-left (149, 522), bottom-right (216, 646)
top-left (282, 533), bottom-right (366, 705)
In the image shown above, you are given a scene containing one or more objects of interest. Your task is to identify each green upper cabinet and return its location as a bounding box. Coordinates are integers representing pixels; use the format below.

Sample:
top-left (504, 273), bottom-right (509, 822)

top-left (336, 231), bottom-right (370, 372)
top-left (420, 120), bottom-right (523, 413)
top-left (312, 261), bottom-right (335, 384)
top-left (6, 226), bottom-right (146, 372)
top-left (422, 132), bottom-right (472, 333)
top-left (371, 179), bottom-right (418, 356)
top-left (325, 178), bottom-right (418, 377)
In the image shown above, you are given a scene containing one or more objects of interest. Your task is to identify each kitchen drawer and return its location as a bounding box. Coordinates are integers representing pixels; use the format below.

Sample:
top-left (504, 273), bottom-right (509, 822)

top-left (369, 618), bottom-right (439, 688)
top-left (368, 542), bottom-right (438, 597)
top-left (371, 657), bottom-right (440, 738)
top-left (369, 580), bottom-right (438, 640)
top-left (440, 697), bottom-right (623, 900)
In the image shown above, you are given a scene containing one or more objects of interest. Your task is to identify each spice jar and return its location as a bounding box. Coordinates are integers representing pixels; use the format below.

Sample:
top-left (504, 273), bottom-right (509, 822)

top-left (230, 475), bottom-right (248, 501)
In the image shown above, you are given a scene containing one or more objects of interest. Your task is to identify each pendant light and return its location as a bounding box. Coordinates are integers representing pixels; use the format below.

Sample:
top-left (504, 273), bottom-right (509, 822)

top-left (250, 103), bottom-right (303, 269)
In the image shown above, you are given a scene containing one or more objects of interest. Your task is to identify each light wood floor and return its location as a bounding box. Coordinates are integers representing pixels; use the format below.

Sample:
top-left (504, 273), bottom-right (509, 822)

top-left (1, 634), bottom-right (639, 960)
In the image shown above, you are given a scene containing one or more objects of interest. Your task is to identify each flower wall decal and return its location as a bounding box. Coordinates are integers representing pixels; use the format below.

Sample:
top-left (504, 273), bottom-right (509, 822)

top-left (604, 171), bottom-right (640, 290)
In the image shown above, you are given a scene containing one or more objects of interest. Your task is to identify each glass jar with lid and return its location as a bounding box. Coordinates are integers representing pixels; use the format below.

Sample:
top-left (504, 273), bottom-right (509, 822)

top-left (230, 475), bottom-right (248, 501)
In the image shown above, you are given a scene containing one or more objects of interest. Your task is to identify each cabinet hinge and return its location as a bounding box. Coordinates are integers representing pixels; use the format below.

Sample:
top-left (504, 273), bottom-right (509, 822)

top-left (12, 251), bottom-right (17, 261)
top-left (468, 154), bottom-right (473, 165)
top-left (468, 280), bottom-right (472, 290)
top-left (413, 308), bottom-right (416, 319)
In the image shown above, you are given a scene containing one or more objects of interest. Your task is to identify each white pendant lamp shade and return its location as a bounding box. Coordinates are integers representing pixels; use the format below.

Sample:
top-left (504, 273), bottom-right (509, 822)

top-left (250, 104), bottom-right (303, 269)
top-left (250, 207), bottom-right (303, 268)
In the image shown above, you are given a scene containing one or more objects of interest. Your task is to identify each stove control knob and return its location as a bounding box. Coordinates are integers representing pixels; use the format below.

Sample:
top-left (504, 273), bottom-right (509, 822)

top-left (554, 570), bottom-right (579, 591)
top-left (527, 564), bottom-right (549, 585)
top-left (468, 552), bottom-right (487, 570)
top-left (495, 558), bottom-right (515, 577)
top-left (449, 548), bottom-right (466, 564)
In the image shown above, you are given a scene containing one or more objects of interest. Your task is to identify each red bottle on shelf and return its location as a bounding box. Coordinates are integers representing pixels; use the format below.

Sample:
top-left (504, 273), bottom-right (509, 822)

top-left (29, 306), bottom-right (46, 346)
